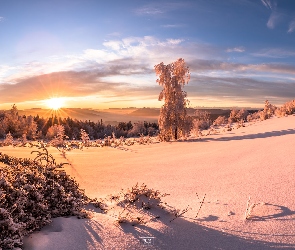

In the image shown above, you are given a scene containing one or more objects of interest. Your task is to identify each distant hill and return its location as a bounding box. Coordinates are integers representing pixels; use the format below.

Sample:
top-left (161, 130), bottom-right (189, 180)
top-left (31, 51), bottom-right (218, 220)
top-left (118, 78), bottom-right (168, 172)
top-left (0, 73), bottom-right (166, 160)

top-left (129, 108), bottom-right (160, 116)
top-left (8, 107), bottom-right (260, 125)
top-left (17, 108), bottom-right (159, 125)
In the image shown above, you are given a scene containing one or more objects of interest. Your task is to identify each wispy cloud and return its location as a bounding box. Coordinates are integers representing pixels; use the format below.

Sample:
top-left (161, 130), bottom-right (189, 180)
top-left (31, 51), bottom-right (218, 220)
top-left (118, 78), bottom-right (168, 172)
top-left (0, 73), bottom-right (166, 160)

top-left (260, 0), bottom-right (275, 10)
top-left (226, 47), bottom-right (245, 53)
top-left (161, 24), bottom-right (183, 28)
top-left (106, 32), bottom-right (121, 37)
top-left (3, 36), bottom-right (213, 85)
top-left (0, 70), bottom-right (125, 102)
top-left (189, 74), bottom-right (295, 106)
top-left (0, 17), bottom-right (4, 22)
top-left (267, 11), bottom-right (280, 29)
top-left (288, 18), bottom-right (295, 33)
top-left (189, 59), bottom-right (295, 76)
top-left (260, 0), bottom-right (281, 29)
top-left (252, 48), bottom-right (295, 58)
top-left (134, 2), bottom-right (190, 16)
top-left (134, 6), bottom-right (164, 16)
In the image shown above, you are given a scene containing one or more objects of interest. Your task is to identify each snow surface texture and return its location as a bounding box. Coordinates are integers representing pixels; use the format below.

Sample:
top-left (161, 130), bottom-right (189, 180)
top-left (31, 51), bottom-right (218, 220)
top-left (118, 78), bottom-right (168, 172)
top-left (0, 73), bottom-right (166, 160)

top-left (1, 115), bottom-right (295, 250)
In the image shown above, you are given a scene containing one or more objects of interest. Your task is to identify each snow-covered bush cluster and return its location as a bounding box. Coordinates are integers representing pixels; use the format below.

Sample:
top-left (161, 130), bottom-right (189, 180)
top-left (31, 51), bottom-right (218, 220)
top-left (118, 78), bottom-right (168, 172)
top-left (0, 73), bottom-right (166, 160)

top-left (275, 99), bottom-right (295, 117)
top-left (228, 109), bottom-right (249, 124)
top-left (0, 148), bottom-right (89, 249)
top-left (56, 133), bottom-right (155, 149)
top-left (246, 99), bottom-right (295, 122)
top-left (91, 183), bottom-right (170, 226)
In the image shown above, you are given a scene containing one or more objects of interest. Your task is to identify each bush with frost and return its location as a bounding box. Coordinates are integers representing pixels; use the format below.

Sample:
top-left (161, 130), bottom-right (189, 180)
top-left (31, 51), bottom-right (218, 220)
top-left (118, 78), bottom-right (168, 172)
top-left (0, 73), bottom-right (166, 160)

top-left (3, 132), bottom-right (14, 146)
top-left (213, 115), bottom-right (227, 126)
top-left (0, 146), bottom-right (88, 249)
top-left (247, 112), bottom-right (261, 122)
top-left (260, 100), bottom-right (276, 120)
top-left (275, 100), bottom-right (295, 117)
top-left (228, 109), bottom-right (249, 124)
top-left (80, 129), bottom-right (90, 147)
top-left (127, 121), bottom-right (146, 137)
top-left (193, 110), bottom-right (211, 129)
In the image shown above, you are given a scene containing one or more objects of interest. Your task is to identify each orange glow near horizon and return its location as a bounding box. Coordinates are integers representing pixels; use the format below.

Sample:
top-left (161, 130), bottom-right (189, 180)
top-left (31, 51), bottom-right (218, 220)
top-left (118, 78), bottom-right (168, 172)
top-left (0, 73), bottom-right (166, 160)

top-left (44, 97), bottom-right (66, 110)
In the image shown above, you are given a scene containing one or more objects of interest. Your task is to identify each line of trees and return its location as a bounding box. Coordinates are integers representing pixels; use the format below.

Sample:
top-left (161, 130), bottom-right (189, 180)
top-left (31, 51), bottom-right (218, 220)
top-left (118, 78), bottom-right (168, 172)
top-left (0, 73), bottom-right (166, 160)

top-left (0, 105), bottom-right (159, 140)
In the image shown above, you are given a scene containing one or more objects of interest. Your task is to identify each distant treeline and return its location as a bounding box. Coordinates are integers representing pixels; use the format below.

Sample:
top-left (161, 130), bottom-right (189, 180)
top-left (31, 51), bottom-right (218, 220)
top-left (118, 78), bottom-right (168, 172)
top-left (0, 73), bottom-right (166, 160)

top-left (0, 105), bottom-right (159, 140)
top-left (3, 101), bottom-right (291, 141)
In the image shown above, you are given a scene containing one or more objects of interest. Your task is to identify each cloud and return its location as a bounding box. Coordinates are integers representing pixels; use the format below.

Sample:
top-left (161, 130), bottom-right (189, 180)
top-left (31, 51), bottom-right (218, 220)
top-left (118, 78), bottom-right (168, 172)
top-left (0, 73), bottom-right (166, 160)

top-left (260, 0), bottom-right (275, 10)
top-left (252, 48), bottom-right (295, 58)
top-left (267, 11), bottom-right (280, 29)
top-left (134, 6), bottom-right (164, 16)
top-left (0, 57), bottom-right (157, 103)
top-left (188, 75), bottom-right (295, 106)
top-left (3, 36), bottom-right (219, 86)
top-left (260, 0), bottom-right (281, 29)
top-left (161, 24), bottom-right (183, 28)
top-left (226, 47), bottom-right (245, 53)
top-left (0, 17), bottom-right (4, 22)
top-left (166, 39), bottom-right (183, 45)
top-left (0, 65), bottom-right (14, 77)
top-left (188, 59), bottom-right (295, 76)
top-left (106, 32), bottom-right (121, 37)
top-left (288, 18), bottom-right (295, 33)
top-left (0, 70), bottom-right (124, 103)
top-left (134, 2), bottom-right (189, 16)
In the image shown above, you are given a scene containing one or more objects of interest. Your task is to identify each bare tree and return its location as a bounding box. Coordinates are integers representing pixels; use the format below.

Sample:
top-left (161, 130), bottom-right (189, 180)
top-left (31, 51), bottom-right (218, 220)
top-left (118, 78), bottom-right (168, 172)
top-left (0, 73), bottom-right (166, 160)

top-left (155, 58), bottom-right (190, 141)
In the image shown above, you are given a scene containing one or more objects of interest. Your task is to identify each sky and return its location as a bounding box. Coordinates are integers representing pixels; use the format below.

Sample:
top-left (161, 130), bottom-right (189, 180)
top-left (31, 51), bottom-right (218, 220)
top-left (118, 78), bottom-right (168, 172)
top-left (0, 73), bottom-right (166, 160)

top-left (0, 0), bottom-right (295, 110)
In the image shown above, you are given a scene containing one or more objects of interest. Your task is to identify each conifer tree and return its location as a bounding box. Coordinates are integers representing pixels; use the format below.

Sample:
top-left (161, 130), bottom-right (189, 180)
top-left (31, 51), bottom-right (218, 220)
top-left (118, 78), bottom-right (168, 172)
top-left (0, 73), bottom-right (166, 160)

top-left (155, 58), bottom-right (190, 141)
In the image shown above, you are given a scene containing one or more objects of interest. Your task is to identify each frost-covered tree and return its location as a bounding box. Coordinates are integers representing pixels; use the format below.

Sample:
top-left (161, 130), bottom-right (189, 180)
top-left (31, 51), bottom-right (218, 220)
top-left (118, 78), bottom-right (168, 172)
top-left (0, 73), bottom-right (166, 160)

top-left (0, 105), bottom-right (37, 139)
top-left (80, 129), bottom-right (90, 145)
top-left (127, 121), bottom-right (146, 137)
top-left (46, 124), bottom-right (65, 140)
top-left (4, 132), bottom-right (14, 146)
top-left (155, 58), bottom-right (190, 141)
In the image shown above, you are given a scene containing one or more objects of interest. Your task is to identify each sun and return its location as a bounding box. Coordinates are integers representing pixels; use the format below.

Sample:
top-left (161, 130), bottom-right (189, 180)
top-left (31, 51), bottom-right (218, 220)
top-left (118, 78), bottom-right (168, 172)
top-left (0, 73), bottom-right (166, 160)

top-left (45, 97), bottom-right (65, 110)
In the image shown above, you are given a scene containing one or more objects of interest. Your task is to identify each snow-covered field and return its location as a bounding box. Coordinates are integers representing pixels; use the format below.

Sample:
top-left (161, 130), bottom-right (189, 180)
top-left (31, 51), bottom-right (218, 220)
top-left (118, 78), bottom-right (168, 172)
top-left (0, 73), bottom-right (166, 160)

top-left (1, 115), bottom-right (295, 249)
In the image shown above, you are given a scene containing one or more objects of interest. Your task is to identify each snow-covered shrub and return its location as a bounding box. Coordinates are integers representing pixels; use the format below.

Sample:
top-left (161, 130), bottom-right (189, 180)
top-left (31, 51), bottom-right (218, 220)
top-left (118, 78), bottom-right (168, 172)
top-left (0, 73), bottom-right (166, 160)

top-left (0, 148), bottom-right (88, 249)
top-left (80, 129), bottom-right (90, 147)
top-left (213, 116), bottom-right (227, 126)
top-left (20, 133), bottom-right (27, 145)
top-left (193, 110), bottom-right (211, 129)
top-left (127, 121), bottom-right (146, 137)
top-left (262, 100), bottom-right (276, 120)
top-left (228, 109), bottom-right (249, 124)
top-left (3, 132), bottom-right (14, 146)
top-left (284, 100), bottom-right (295, 114)
top-left (274, 107), bottom-right (287, 117)
top-left (47, 125), bottom-right (66, 147)
top-left (105, 183), bottom-right (169, 226)
top-left (276, 100), bottom-right (295, 116)
top-left (247, 112), bottom-right (261, 122)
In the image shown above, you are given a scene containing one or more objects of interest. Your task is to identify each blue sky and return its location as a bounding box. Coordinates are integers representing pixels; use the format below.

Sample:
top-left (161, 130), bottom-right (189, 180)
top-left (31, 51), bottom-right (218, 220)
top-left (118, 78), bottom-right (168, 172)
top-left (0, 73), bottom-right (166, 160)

top-left (0, 0), bottom-right (295, 109)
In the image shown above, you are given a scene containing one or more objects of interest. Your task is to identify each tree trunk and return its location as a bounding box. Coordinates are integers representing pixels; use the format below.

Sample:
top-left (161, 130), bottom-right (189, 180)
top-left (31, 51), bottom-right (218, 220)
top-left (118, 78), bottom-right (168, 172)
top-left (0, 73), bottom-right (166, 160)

top-left (174, 127), bottom-right (178, 140)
